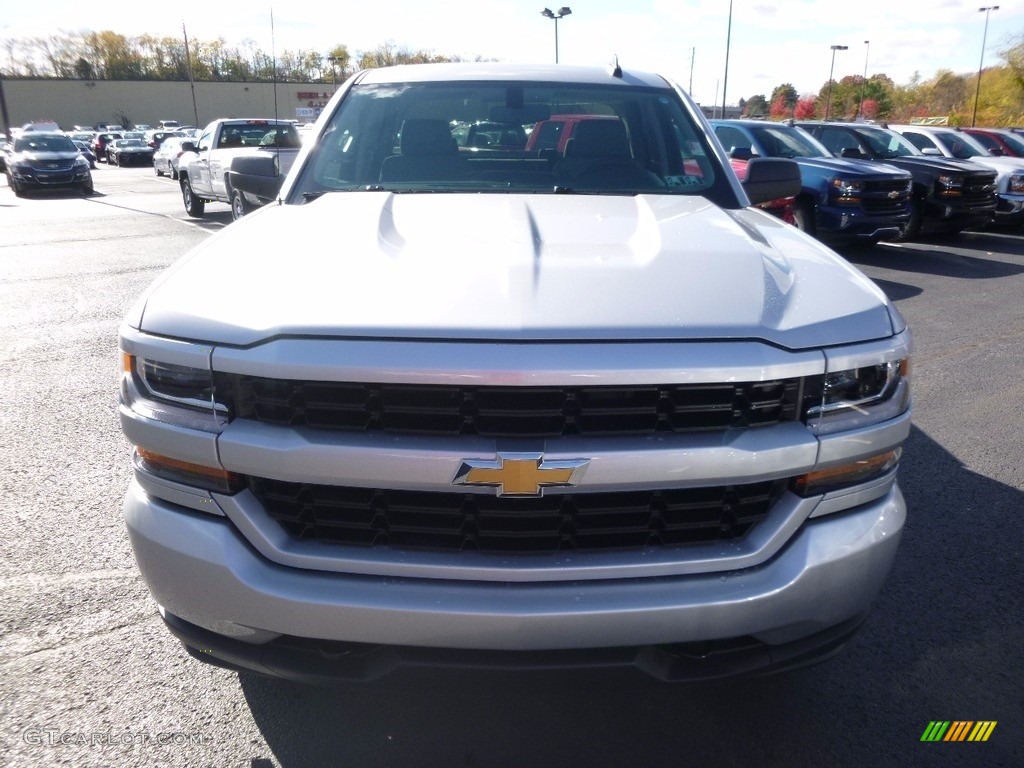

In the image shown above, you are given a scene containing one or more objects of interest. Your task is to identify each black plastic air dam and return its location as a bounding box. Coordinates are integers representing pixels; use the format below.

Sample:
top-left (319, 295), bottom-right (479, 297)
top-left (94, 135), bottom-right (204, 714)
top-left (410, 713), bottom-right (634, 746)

top-left (163, 610), bottom-right (867, 686)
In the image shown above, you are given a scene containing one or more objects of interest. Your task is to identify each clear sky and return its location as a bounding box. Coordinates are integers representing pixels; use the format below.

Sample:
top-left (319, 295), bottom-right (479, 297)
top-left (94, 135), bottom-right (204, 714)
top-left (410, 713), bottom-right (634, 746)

top-left (2, 0), bottom-right (1022, 107)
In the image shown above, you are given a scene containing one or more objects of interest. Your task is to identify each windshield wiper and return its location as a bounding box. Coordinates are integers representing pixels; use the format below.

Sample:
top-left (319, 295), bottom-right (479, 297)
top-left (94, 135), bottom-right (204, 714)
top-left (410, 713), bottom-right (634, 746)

top-left (552, 186), bottom-right (614, 194)
top-left (303, 185), bottom-right (390, 199)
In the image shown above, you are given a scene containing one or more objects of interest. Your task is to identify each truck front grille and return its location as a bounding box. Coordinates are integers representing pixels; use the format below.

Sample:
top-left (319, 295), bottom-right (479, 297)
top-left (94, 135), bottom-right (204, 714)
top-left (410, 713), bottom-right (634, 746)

top-left (216, 377), bottom-right (803, 437)
top-left (249, 478), bottom-right (787, 554)
top-left (33, 159), bottom-right (76, 171)
top-left (862, 179), bottom-right (911, 215)
top-left (961, 173), bottom-right (998, 206)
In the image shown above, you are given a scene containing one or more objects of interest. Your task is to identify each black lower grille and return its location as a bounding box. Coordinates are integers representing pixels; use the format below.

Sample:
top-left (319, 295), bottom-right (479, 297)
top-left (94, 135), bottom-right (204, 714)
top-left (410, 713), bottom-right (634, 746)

top-left (249, 477), bottom-right (788, 554)
top-left (216, 376), bottom-right (804, 437)
top-left (862, 199), bottom-right (908, 215)
top-left (35, 174), bottom-right (76, 184)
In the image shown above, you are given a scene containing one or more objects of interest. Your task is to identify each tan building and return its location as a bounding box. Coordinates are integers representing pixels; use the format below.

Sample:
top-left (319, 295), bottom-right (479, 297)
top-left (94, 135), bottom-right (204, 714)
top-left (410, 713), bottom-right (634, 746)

top-left (2, 78), bottom-right (751, 134)
top-left (2, 78), bottom-right (335, 131)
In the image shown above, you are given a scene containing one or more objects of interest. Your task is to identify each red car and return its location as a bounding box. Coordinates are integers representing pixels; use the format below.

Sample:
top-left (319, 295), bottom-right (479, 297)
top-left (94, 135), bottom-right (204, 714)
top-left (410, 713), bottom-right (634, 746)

top-left (92, 131), bottom-right (123, 163)
top-left (525, 114), bottom-right (623, 155)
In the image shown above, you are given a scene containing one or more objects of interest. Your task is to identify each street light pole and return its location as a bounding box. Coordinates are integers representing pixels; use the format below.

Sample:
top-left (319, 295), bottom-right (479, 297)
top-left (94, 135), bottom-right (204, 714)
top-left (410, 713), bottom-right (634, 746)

top-left (721, 0), bottom-right (733, 120)
top-left (824, 44), bottom-right (848, 122)
top-left (973, 5), bottom-right (999, 127)
top-left (540, 7), bottom-right (572, 64)
top-left (859, 40), bottom-right (870, 120)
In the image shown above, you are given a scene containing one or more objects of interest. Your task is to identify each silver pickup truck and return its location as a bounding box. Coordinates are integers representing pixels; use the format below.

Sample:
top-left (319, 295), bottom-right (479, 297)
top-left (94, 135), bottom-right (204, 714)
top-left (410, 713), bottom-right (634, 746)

top-left (119, 63), bottom-right (911, 685)
top-left (177, 118), bottom-right (302, 219)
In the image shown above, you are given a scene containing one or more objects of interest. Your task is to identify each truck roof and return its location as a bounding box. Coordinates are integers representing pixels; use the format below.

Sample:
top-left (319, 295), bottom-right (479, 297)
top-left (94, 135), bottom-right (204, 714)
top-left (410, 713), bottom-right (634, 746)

top-left (355, 62), bottom-right (670, 89)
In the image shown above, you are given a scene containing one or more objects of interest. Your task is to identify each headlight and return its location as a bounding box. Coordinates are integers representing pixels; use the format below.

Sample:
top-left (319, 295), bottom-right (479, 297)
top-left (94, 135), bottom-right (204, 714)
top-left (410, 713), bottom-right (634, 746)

top-left (74, 155), bottom-right (89, 169)
top-left (830, 177), bottom-right (864, 203)
top-left (121, 352), bottom-right (227, 432)
top-left (120, 351), bottom-right (241, 495)
top-left (937, 174), bottom-right (963, 196)
top-left (804, 358), bottom-right (910, 436)
top-left (135, 356), bottom-right (220, 408)
top-left (1009, 173), bottom-right (1024, 195)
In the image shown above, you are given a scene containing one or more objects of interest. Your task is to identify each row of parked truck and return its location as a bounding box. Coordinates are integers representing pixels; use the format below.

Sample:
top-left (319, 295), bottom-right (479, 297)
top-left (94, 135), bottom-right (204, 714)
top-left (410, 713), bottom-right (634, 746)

top-left (711, 119), bottom-right (1023, 246)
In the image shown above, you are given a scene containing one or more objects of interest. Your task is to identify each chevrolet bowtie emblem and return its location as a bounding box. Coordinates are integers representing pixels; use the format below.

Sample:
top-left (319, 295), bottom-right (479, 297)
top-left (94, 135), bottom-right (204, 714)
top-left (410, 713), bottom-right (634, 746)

top-left (453, 453), bottom-right (590, 497)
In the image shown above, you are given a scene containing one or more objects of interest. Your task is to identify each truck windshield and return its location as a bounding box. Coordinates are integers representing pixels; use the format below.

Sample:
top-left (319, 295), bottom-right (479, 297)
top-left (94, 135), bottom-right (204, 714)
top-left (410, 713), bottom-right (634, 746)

top-left (291, 80), bottom-right (720, 196)
top-left (931, 130), bottom-right (987, 159)
top-left (748, 125), bottom-right (829, 159)
top-left (857, 127), bottom-right (920, 158)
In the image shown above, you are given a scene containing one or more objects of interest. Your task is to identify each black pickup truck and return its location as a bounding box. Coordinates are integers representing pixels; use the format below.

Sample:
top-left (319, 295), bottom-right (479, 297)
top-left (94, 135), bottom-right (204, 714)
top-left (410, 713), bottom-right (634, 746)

top-left (800, 121), bottom-right (998, 240)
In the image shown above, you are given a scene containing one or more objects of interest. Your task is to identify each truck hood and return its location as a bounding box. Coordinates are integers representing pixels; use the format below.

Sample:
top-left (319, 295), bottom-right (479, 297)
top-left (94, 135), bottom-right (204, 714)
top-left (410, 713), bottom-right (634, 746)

top-left (134, 193), bottom-right (894, 350)
top-left (794, 156), bottom-right (910, 179)
top-left (882, 155), bottom-right (996, 175)
top-left (959, 155), bottom-right (1024, 185)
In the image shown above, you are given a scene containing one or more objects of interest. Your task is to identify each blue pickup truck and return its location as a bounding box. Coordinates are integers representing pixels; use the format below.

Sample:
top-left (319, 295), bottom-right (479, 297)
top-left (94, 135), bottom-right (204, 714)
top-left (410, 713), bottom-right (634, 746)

top-left (712, 119), bottom-right (912, 246)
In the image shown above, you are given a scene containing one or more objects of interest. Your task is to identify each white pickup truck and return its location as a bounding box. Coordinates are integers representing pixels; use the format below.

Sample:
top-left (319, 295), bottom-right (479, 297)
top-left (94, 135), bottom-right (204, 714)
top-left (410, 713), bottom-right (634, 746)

top-left (120, 63), bottom-right (912, 685)
top-left (177, 118), bottom-right (302, 219)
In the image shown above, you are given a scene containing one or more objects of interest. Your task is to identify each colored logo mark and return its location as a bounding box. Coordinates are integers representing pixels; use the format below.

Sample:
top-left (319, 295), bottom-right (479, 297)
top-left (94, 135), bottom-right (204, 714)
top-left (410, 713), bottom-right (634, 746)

top-left (921, 721), bottom-right (997, 742)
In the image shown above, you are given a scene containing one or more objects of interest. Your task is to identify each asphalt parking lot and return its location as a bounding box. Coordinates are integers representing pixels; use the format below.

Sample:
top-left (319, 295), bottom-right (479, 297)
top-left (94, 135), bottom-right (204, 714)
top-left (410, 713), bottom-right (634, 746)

top-left (0, 165), bottom-right (1021, 768)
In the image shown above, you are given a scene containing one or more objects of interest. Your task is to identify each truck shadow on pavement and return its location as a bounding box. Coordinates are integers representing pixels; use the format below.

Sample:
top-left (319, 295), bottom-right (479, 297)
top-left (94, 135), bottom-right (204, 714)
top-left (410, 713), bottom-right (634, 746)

top-left (236, 425), bottom-right (1023, 768)
top-left (79, 193), bottom-right (234, 230)
top-left (184, 211), bottom-right (233, 232)
top-left (839, 239), bottom-right (1024, 280)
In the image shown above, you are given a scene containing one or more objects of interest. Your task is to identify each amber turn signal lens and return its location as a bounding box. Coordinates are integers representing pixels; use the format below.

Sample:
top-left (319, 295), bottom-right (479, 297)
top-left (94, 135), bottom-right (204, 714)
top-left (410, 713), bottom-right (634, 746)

top-left (135, 447), bottom-right (243, 494)
top-left (792, 449), bottom-right (901, 497)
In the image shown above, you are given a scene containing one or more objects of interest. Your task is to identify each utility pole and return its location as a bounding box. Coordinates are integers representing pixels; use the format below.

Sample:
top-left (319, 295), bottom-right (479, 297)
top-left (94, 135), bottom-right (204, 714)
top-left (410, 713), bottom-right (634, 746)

top-left (721, 0), bottom-right (733, 120)
top-left (182, 23), bottom-right (200, 128)
top-left (689, 47), bottom-right (695, 97)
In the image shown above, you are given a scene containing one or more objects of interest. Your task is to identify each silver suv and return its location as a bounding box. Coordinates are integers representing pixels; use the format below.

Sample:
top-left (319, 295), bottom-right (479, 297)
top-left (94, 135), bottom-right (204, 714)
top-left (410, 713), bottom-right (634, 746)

top-left (119, 63), bottom-right (911, 683)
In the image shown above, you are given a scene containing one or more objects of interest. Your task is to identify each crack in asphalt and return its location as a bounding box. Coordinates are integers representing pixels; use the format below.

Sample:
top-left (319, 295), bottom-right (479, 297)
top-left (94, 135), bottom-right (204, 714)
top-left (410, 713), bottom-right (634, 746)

top-left (1, 613), bottom-right (155, 666)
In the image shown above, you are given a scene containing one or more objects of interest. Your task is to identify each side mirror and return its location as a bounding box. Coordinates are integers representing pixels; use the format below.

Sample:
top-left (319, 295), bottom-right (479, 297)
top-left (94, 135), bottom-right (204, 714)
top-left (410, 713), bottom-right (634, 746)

top-left (920, 147), bottom-right (942, 156)
top-left (180, 141), bottom-right (197, 153)
top-left (728, 146), bottom-right (754, 161)
top-left (989, 147), bottom-right (1004, 156)
top-left (840, 147), bottom-right (866, 159)
top-left (742, 158), bottom-right (801, 204)
top-left (229, 154), bottom-right (283, 202)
